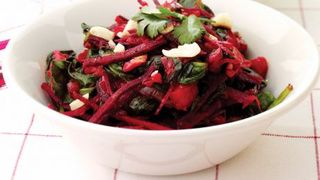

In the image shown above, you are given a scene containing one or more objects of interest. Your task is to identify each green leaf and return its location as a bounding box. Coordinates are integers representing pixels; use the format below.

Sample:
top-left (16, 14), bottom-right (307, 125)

top-left (80, 87), bottom-right (95, 95)
top-left (179, 62), bottom-right (208, 84)
top-left (69, 72), bottom-right (96, 87)
top-left (268, 84), bottom-right (293, 109)
top-left (158, 7), bottom-right (185, 20)
top-left (129, 96), bottom-right (158, 115)
top-left (133, 12), bottom-right (168, 38)
top-left (216, 28), bottom-right (228, 39)
top-left (63, 94), bottom-right (74, 104)
top-left (49, 61), bottom-right (69, 98)
top-left (179, 0), bottom-right (196, 8)
top-left (257, 91), bottom-right (276, 111)
top-left (53, 61), bottom-right (67, 69)
top-left (81, 22), bottom-right (91, 34)
top-left (141, 6), bottom-right (161, 14)
top-left (45, 52), bottom-right (73, 99)
top-left (173, 15), bottom-right (205, 44)
top-left (107, 63), bottom-right (133, 81)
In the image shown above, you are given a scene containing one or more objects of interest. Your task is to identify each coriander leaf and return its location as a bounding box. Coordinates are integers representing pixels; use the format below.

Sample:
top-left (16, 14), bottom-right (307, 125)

top-left (141, 6), bottom-right (161, 14)
top-left (179, 0), bottom-right (205, 8)
top-left (158, 7), bottom-right (185, 20)
top-left (179, 0), bottom-right (196, 8)
top-left (173, 15), bottom-right (205, 44)
top-left (133, 12), bottom-right (168, 38)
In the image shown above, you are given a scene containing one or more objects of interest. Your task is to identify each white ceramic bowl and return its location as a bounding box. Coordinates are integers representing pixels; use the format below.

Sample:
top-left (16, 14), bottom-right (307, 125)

top-left (3, 0), bottom-right (319, 176)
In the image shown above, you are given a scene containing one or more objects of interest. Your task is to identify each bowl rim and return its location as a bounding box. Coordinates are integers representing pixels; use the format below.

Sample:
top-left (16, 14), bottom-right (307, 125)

top-left (3, 0), bottom-right (320, 137)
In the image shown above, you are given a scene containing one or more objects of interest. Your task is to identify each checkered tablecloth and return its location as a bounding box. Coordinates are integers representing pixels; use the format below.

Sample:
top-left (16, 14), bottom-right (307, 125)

top-left (1, 0), bottom-right (320, 179)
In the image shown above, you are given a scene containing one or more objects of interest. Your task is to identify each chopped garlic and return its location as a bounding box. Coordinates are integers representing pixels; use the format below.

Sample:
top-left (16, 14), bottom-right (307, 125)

top-left (208, 34), bottom-right (218, 41)
top-left (114, 43), bottom-right (125, 53)
top-left (162, 43), bottom-right (201, 58)
top-left (212, 13), bottom-right (232, 29)
top-left (89, 26), bottom-right (115, 41)
top-left (151, 70), bottom-right (159, 77)
top-left (108, 40), bottom-right (116, 49)
top-left (69, 93), bottom-right (89, 111)
top-left (117, 20), bottom-right (138, 38)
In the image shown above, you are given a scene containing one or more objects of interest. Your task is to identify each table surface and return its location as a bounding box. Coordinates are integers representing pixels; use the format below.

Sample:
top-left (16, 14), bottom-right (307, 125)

top-left (1, 0), bottom-right (320, 179)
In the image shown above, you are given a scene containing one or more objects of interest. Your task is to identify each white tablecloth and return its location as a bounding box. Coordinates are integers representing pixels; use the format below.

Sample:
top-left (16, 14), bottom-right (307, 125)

top-left (1, 0), bottom-right (320, 179)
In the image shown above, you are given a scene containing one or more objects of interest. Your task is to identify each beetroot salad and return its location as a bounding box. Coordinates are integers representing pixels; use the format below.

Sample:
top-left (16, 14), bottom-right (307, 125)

top-left (41, 0), bottom-right (292, 130)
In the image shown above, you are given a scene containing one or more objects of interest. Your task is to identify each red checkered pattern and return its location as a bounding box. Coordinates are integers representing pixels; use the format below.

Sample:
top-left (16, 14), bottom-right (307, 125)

top-left (0, 0), bottom-right (320, 179)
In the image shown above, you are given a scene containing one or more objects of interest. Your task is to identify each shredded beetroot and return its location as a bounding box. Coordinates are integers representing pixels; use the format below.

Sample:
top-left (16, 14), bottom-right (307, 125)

top-left (237, 69), bottom-right (264, 85)
top-left (115, 15), bottom-right (128, 25)
top-left (207, 48), bottom-right (223, 73)
top-left (142, 71), bottom-right (163, 87)
top-left (67, 80), bottom-right (80, 95)
top-left (84, 35), bottom-right (109, 49)
top-left (71, 92), bottom-right (99, 111)
top-left (41, 0), bottom-right (278, 130)
top-left (114, 114), bottom-right (172, 130)
top-left (83, 65), bottom-right (105, 77)
top-left (137, 0), bottom-right (148, 6)
top-left (89, 65), bottom-right (156, 124)
top-left (41, 83), bottom-right (63, 106)
top-left (123, 55), bottom-right (148, 72)
top-left (76, 49), bottom-right (89, 63)
top-left (139, 87), bottom-right (172, 107)
top-left (176, 75), bottom-right (227, 128)
top-left (155, 85), bottom-right (174, 115)
top-left (116, 33), bottom-right (150, 47)
top-left (63, 105), bottom-right (89, 117)
top-left (224, 87), bottom-right (260, 109)
top-left (181, 8), bottom-right (202, 17)
top-left (168, 83), bottom-right (198, 111)
top-left (250, 57), bottom-right (268, 78)
top-left (101, 74), bottom-right (113, 95)
top-left (178, 100), bottom-right (223, 129)
top-left (0, 73), bottom-right (5, 88)
top-left (84, 36), bottom-right (167, 66)
top-left (152, 0), bottom-right (160, 6)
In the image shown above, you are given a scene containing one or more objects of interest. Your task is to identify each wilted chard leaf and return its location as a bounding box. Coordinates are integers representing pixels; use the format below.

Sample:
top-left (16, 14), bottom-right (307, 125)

top-left (69, 71), bottom-right (96, 87)
top-left (129, 96), bottom-right (158, 115)
top-left (161, 57), bottom-right (182, 82)
top-left (45, 51), bottom-right (75, 99)
top-left (107, 63), bottom-right (133, 81)
top-left (257, 91), bottom-right (275, 111)
top-left (179, 62), bottom-right (208, 84)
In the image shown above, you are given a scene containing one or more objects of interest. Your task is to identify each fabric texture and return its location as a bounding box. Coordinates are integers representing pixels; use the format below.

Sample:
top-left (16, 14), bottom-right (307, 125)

top-left (0, 0), bottom-right (320, 179)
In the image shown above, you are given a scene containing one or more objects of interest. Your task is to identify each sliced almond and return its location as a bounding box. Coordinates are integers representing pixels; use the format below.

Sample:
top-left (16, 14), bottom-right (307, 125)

top-left (162, 43), bottom-right (201, 58)
top-left (212, 13), bottom-right (232, 29)
top-left (208, 34), bottom-right (218, 41)
top-left (89, 26), bottom-right (115, 41)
